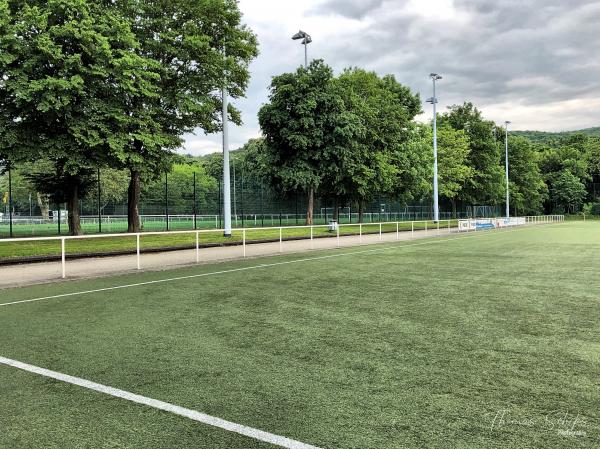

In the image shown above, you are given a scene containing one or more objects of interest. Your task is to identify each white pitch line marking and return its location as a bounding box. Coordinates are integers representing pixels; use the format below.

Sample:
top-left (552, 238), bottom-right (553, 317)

top-left (0, 226), bottom-right (545, 308)
top-left (0, 356), bottom-right (322, 449)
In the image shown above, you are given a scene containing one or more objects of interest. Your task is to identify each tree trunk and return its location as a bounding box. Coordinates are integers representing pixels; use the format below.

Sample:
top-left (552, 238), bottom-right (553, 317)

top-left (306, 187), bottom-right (314, 225)
top-left (333, 197), bottom-right (339, 221)
top-left (66, 184), bottom-right (82, 236)
top-left (358, 200), bottom-right (364, 223)
top-left (37, 192), bottom-right (50, 220)
top-left (128, 169), bottom-right (141, 233)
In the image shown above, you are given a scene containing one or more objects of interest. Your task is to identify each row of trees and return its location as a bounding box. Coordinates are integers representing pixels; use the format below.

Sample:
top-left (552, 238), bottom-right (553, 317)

top-left (0, 0), bottom-right (258, 234)
top-left (1, 3), bottom-right (597, 234)
top-left (250, 61), bottom-right (555, 224)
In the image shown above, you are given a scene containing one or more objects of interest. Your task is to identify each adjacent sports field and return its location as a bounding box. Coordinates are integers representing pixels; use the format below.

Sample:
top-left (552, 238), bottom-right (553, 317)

top-left (0, 222), bottom-right (597, 448)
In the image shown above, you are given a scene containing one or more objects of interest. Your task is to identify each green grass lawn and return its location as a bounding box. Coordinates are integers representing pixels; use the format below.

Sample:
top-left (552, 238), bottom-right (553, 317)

top-left (0, 220), bottom-right (455, 261)
top-left (0, 222), bottom-right (597, 448)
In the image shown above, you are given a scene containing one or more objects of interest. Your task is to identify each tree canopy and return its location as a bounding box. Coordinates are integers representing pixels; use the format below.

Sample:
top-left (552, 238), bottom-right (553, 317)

top-left (0, 0), bottom-right (258, 234)
top-left (258, 60), bottom-right (351, 223)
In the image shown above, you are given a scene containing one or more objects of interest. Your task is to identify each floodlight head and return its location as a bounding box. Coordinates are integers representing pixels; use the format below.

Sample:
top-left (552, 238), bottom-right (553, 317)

top-left (426, 97), bottom-right (438, 104)
top-left (292, 30), bottom-right (308, 40)
top-left (302, 36), bottom-right (312, 44)
top-left (430, 73), bottom-right (442, 80)
top-left (505, 120), bottom-right (511, 126)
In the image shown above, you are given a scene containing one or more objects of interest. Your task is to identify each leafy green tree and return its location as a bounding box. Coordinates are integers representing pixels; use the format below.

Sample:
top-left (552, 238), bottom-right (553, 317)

top-left (539, 140), bottom-right (588, 181)
top-left (142, 162), bottom-right (217, 214)
top-left (398, 123), bottom-right (472, 217)
top-left (550, 169), bottom-right (586, 213)
top-left (0, 166), bottom-right (36, 216)
top-left (585, 137), bottom-right (600, 178)
top-left (585, 137), bottom-right (600, 201)
top-left (436, 123), bottom-right (473, 216)
top-left (258, 60), bottom-right (352, 224)
top-left (441, 103), bottom-right (504, 205)
top-left (96, 169), bottom-right (130, 212)
top-left (0, 0), bottom-right (161, 234)
top-left (332, 68), bottom-right (422, 221)
top-left (538, 134), bottom-right (591, 212)
top-left (505, 136), bottom-right (547, 215)
top-left (108, 0), bottom-right (258, 232)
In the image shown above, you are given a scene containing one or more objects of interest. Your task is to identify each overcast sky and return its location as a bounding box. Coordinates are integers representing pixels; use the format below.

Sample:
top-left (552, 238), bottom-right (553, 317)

top-left (183, 0), bottom-right (600, 155)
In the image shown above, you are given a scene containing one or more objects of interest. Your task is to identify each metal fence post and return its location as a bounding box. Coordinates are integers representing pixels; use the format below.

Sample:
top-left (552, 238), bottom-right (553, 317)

top-left (243, 228), bottom-right (246, 258)
top-left (193, 172), bottom-right (197, 230)
top-left (279, 227), bottom-right (282, 252)
top-left (165, 172), bottom-right (169, 231)
top-left (97, 167), bottom-right (102, 234)
top-left (240, 169), bottom-right (245, 228)
top-left (136, 233), bottom-right (140, 270)
top-left (61, 237), bottom-right (66, 278)
top-left (359, 223), bottom-right (362, 243)
top-left (218, 181), bottom-right (222, 229)
top-left (8, 166), bottom-right (13, 238)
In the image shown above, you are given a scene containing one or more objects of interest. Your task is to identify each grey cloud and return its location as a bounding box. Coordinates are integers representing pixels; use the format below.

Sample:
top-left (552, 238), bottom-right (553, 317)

top-left (184, 0), bottom-right (600, 155)
top-left (318, 0), bottom-right (600, 107)
top-left (309, 0), bottom-right (387, 19)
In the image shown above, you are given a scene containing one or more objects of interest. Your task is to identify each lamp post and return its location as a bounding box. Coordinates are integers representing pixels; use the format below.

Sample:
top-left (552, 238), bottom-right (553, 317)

top-left (222, 46), bottom-right (232, 237)
top-left (427, 73), bottom-right (442, 222)
top-left (292, 30), bottom-right (313, 224)
top-left (504, 121), bottom-right (511, 219)
top-left (292, 30), bottom-right (312, 68)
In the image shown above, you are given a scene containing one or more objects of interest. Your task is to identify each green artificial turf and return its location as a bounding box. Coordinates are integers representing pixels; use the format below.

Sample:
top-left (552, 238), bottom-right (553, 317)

top-left (0, 222), bottom-right (597, 448)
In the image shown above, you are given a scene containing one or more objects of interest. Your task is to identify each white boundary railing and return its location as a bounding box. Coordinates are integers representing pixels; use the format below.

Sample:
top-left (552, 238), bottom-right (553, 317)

top-left (0, 215), bottom-right (564, 279)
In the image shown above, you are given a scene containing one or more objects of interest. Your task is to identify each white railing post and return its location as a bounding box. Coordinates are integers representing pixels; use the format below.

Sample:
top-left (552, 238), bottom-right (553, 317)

top-left (359, 223), bottom-right (362, 243)
top-left (61, 237), bottom-right (66, 279)
top-left (279, 227), bottom-right (282, 253)
top-left (379, 223), bottom-right (382, 241)
top-left (411, 221), bottom-right (414, 238)
top-left (396, 222), bottom-right (399, 240)
top-left (447, 219), bottom-right (450, 234)
top-left (310, 225), bottom-right (314, 249)
top-left (136, 233), bottom-right (140, 270)
top-left (196, 231), bottom-right (199, 263)
top-left (243, 229), bottom-right (246, 258)
top-left (337, 224), bottom-right (340, 248)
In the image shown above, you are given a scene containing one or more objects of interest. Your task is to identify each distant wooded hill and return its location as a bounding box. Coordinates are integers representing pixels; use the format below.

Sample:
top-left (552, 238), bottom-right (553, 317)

top-left (513, 127), bottom-right (600, 143)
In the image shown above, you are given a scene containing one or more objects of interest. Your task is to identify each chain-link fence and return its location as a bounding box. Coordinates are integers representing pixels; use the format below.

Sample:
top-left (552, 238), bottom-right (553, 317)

top-left (0, 167), bottom-right (498, 238)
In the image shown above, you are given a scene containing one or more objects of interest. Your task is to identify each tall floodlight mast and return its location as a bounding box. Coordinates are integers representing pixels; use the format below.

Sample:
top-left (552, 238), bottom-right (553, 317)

top-left (292, 30), bottom-right (312, 68)
top-left (222, 52), bottom-right (232, 237)
top-left (504, 121), bottom-right (511, 219)
top-left (427, 73), bottom-right (442, 222)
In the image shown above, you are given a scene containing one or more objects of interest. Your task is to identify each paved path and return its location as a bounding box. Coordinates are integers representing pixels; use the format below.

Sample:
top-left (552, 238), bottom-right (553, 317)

top-left (0, 228), bottom-right (455, 289)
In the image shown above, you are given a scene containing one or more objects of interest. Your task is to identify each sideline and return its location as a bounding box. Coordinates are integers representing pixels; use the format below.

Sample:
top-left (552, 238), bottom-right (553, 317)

top-left (0, 356), bottom-right (322, 449)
